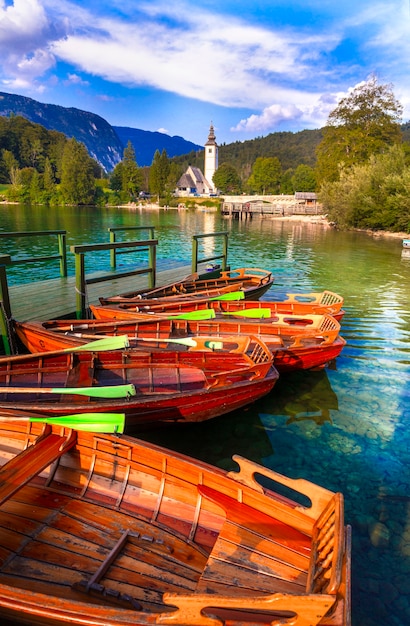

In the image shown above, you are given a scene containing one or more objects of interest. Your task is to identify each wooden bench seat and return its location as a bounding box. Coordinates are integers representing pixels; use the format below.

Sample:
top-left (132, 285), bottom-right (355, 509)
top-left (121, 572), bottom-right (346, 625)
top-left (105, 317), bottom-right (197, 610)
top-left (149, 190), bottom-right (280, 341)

top-left (196, 485), bottom-right (311, 596)
top-left (161, 485), bottom-right (347, 626)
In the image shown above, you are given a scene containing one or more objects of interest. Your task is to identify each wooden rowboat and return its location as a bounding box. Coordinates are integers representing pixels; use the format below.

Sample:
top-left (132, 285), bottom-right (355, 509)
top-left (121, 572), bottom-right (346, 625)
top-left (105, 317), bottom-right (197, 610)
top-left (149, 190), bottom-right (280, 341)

top-left (0, 419), bottom-right (351, 625)
top-left (94, 290), bottom-right (345, 321)
top-left (99, 267), bottom-right (274, 304)
top-left (14, 314), bottom-right (346, 373)
top-left (0, 337), bottom-right (278, 428)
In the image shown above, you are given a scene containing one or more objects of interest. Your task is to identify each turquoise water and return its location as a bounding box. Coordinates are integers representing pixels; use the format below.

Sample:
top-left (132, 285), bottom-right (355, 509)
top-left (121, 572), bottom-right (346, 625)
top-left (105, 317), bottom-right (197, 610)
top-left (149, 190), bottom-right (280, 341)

top-left (1, 204), bottom-right (410, 626)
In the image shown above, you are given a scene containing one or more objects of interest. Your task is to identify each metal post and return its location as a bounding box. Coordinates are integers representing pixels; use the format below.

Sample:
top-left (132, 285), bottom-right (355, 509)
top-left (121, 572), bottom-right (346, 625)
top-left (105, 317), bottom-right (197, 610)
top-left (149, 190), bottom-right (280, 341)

top-left (221, 233), bottom-right (228, 270)
top-left (109, 231), bottom-right (116, 269)
top-left (0, 255), bottom-right (12, 354)
top-left (148, 243), bottom-right (156, 288)
top-left (73, 251), bottom-right (86, 319)
top-left (58, 232), bottom-right (67, 277)
top-left (192, 237), bottom-right (199, 274)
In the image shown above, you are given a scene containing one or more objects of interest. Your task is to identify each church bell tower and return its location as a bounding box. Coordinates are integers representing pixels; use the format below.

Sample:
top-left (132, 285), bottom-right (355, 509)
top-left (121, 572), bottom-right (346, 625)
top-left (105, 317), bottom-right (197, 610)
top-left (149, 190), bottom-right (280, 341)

top-left (204, 123), bottom-right (218, 192)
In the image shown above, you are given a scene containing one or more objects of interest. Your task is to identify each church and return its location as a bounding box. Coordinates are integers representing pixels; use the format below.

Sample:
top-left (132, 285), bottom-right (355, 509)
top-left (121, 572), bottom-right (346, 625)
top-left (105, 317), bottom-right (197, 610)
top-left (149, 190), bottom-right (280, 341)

top-left (174, 124), bottom-right (218, 197)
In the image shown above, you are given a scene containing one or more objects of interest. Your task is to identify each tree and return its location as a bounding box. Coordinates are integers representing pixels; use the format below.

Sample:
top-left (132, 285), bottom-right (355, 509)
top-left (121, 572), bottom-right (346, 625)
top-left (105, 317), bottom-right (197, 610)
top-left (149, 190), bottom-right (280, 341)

top-left (60, 138), bottom-right (96, 205)
top-left (2, 149), bottom-right (20, 185)
top-left (149, 149), bottom-right (170, 199)
top-left (247, 156), bottom-right (281, 194)
top-left (213, 163), bottom-right (242, 193)
top-left (291, 164), bottom-right (317, 192)
top-left (121, 141), bottom-right (142, 200)
top-left (319, 144), bottom-right (410, 231)
top-left (316, 75), bottom-right (403, 184)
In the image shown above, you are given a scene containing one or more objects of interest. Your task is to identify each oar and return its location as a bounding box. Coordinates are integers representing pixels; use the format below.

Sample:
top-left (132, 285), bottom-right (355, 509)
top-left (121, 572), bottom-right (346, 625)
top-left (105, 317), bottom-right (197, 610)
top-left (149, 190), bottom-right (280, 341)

top-left (132, 337), bottom-right (223, 349)
top-left (0, 336), bottom-right (131, 363)
top-left (0, 412), bottom-right (125, 433)
top-left (71, 333), bottom-right (202, 348)
top-left (221, 308), bottom-right (272, 318)
top-left (165, 310), bottom-right (216, 320)
top-left (66, 335), bottom-right (129, 351)
top-left (208, 291), bottom-right (245, 301)
top-left (0, 384), bottom-right (136, 398)
top-left (70, 333), bottom-right (225, 350)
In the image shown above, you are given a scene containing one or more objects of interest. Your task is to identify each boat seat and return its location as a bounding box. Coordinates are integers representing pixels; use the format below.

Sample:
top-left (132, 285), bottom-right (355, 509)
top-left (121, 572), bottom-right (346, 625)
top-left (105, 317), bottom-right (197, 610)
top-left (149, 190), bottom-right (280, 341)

top-left (150, 485), bottom-right (349, 626)
top-left (195, 485), bottom-right (311, 596)
top-left (196, 486), bottom-right (345, 601)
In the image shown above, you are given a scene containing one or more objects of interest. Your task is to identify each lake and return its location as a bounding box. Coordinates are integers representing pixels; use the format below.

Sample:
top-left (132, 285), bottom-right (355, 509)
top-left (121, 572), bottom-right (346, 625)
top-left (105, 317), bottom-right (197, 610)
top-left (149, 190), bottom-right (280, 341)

top-left (1, 203), bottom-right (410, 626)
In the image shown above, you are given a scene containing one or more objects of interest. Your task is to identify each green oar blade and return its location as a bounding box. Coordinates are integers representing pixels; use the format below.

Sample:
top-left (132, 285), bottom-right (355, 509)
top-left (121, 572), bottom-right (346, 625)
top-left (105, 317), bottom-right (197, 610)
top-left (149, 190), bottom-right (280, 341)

top-left (222, 308), bottom-right (272, 318)
top-left (50, 384), bottom-right (136, 398)
top-left (209, 291), bottom-right (245, 301)
top-left (167, 309), bottom-right (216, 320)
top-left (29, 412), bottom-right (126, 433)
top-left (69, 335), bottom-right (130, 352)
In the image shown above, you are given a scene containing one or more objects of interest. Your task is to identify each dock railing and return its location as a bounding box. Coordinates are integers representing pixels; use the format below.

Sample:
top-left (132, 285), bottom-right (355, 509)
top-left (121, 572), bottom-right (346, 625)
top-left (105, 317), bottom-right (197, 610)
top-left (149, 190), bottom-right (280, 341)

top-left (192, 231), bottom-right (229, 274)
top-left (0, 230), bottom-right (68, 277)
top-left (70, 239), bottom-right (158, 318)
top-left (108, 226), bottom-right (155, 269)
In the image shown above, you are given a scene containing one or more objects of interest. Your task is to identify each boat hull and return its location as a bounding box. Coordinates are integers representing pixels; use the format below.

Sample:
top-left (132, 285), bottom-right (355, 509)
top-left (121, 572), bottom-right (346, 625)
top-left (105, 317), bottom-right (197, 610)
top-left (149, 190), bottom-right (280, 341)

top-left (0, 422), bottom-right (351, 626)
top-left (91, 299), bottom-right (345, 322)
top-left (14, 318), bottom-right (346, 373)
top-left (99, 267), bottom-right (274, 304)
top-left (0, 346), bottom-right (279, 428)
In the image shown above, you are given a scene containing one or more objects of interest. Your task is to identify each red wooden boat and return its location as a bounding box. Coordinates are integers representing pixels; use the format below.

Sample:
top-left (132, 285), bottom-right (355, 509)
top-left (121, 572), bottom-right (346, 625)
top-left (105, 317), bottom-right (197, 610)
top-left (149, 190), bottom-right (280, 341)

top-left (0, 336), bottom-right (278, 428)
top-left (0, 418), bottom-right (351, 626)
top-left (99, 267), bottom-right (274, 304)
top-left (14, 313), bottom-right (346, 373)
top-left (95, 289), bottom-right (345, 321)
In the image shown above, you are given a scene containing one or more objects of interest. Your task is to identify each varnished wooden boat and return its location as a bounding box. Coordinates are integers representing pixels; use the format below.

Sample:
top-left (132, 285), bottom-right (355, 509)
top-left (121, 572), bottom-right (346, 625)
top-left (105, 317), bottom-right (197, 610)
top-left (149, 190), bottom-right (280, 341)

top-left (0, 337), bottom-right (278, 428)
top-left (14, 313), bottom-right (346, 373)
top-left (99, 267), bottom-right (274, 304)
top-left (95, 290), bottom-right (345, 321)
top-left (0, 419), bottom-right (351, 626)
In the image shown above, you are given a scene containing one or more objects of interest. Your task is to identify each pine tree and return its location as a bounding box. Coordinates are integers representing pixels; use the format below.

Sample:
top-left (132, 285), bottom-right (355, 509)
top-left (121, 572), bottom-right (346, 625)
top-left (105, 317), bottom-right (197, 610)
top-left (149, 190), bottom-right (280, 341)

top-left (121, 141), bottom-right (142, 201)
top-left (60, 138), bottom-right (96, 205)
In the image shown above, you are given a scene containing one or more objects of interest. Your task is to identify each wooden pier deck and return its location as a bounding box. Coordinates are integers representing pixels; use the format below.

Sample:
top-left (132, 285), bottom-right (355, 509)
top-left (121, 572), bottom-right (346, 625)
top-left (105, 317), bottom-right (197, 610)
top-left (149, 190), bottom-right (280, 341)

top-left (7, 264), bottom-right (192, 322)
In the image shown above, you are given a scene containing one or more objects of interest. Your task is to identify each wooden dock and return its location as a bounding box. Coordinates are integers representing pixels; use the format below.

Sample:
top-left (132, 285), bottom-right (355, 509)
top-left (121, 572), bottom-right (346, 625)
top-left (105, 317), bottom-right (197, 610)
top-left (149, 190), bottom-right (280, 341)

top-left (7, 264), bottom-right (192, 322)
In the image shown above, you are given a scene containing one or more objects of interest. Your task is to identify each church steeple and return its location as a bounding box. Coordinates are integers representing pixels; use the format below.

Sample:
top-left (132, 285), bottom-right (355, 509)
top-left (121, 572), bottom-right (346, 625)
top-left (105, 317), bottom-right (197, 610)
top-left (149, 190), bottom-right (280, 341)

top-left (204, 122), bottom-right (218, 193)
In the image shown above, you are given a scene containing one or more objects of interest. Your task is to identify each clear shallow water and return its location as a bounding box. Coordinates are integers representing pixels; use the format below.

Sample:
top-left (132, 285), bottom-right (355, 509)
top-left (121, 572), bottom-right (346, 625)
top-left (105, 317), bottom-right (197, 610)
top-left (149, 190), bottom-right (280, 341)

top-left (1, 204), bottom-right (410, 626)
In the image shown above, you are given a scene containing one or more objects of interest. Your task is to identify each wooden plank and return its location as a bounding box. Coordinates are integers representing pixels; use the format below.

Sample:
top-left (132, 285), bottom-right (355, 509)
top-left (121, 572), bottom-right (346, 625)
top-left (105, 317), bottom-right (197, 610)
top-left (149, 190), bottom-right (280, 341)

top-left (0, 432), bottom-right (76, 505)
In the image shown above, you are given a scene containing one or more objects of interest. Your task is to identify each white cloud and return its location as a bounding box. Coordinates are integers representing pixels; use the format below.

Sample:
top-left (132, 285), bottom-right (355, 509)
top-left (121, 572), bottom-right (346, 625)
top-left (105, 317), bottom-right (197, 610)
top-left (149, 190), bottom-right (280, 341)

top-left (157, 127), bottom-right (169, 134)
top-left (63, 73), bottom-right (89, 86)
top-left (0, 0), bottom-right (59, 89)
top-left (2, 0), bottom-right (410, 132)
top-left (232, 105), bottom-right (304, 133)
top-left (48, 1), bottom-right (341, 109)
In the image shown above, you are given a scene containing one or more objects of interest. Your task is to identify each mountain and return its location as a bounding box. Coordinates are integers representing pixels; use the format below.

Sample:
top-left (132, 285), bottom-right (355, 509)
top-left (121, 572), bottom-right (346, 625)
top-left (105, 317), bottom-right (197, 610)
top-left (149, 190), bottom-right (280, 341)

top-left (0, 92), bottom-right (202, 172)
top-left (0, 92), bottom-right (123, 172)
top-left (113, 127), bottom-right (202, 167)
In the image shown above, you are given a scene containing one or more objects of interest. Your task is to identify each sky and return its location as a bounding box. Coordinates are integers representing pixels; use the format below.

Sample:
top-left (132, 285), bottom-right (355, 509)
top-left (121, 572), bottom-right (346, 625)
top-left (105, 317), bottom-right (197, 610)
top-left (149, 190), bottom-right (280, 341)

top-left (1, 0), bottom-right (410, 147)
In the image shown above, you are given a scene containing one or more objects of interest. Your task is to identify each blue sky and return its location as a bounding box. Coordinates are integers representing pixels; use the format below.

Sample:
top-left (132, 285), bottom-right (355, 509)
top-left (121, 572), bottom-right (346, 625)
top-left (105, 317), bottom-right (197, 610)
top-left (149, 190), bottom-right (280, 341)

top-left (1, 0), bottom-right (410, 147)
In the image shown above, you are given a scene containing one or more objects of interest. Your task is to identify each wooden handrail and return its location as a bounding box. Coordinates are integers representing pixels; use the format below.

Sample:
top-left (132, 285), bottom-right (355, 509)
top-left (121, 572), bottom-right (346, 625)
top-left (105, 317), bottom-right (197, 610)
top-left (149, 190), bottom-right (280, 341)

top-left (70, 239), bottom-right (158, 318)
top-left (191, 232), bottom-right (229, 274)
top-left (108, 226), bottom-right (155, 269)
top-left (0, 230), bottom-right (67, 277)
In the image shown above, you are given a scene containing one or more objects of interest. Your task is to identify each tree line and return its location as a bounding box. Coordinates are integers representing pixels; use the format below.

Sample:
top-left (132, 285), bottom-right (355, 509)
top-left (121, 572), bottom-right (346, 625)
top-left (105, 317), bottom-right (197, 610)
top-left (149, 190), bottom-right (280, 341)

top-left (1, 75), bottom-right (410, 232)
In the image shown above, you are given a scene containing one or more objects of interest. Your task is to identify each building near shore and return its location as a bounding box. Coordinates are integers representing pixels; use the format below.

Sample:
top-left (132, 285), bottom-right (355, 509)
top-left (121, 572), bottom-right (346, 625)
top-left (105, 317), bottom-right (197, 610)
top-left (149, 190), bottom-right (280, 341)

top-left (175, 124), bottom-right (218, 197)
